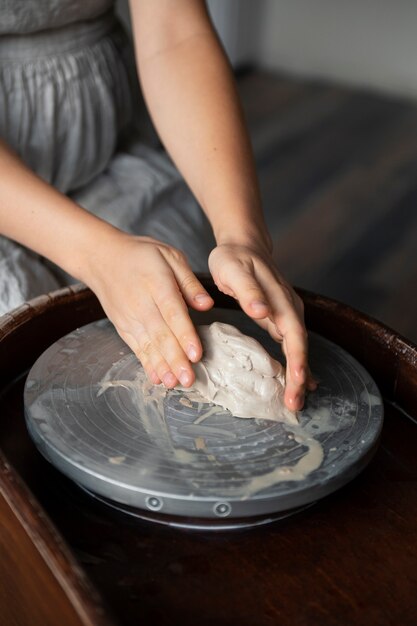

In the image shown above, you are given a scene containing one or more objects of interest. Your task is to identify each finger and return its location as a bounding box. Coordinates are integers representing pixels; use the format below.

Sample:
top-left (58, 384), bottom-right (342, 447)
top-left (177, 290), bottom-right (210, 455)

top-left (141, 298), bottom-right (196, 388)
top-left (118, 329), bottom-right (161, 385)
top-left (218, 263), bottom-right (270, 320)
top-left (251, 312), bottom-right (309, 410)
top-left (258, 276), bottom-right (308, 410)
top-left (134, 327), bottom-right (178, 388)
top-left (153, 279), bottom-right (204, 364)
top-left (253, 316), bottom-right (284, 343)
top-left (280, 321), bottom-right (309, 410)
top-left (252, 276), bottom-right (314, 405)
top-left (306, 367), bottom-right (319, 391)
top-left (278, 326), bottom-right (317, 395)
top-left (161, 248), bottom-right (214, 311)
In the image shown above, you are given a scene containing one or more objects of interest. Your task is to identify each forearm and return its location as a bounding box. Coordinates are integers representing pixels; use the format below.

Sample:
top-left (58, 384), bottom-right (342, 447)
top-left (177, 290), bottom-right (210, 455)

top-left (0, 140), bottom-right (118, 282)
top-left (130, 0), bottom-right (271, 252)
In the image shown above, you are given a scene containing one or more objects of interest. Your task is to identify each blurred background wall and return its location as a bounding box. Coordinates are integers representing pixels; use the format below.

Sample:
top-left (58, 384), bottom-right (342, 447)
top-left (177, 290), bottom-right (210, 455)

top-left (208, 0), bottom-right (417, 98)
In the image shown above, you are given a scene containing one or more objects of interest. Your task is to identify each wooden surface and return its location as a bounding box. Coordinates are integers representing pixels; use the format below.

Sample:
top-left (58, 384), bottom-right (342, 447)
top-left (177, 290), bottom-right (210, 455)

top-left (239, 70), bottom-right (417, 344)
top-left (0, 287), bottom-right (113, 626)
top-left (0, 457), bottom-right (109, 626)
top-left (0, 283), bottom-right (417, 626)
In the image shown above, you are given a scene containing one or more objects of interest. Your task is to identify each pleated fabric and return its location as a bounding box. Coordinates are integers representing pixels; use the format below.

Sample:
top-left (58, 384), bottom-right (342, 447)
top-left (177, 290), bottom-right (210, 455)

top-left (0, 4), bottom-right (214, 316)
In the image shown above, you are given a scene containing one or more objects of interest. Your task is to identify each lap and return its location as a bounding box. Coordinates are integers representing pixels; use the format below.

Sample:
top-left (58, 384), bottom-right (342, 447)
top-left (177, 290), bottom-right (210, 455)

top-left (70, 140), bottom-right (214, 272)
top-left (0, 237), bottom-right (60, 317)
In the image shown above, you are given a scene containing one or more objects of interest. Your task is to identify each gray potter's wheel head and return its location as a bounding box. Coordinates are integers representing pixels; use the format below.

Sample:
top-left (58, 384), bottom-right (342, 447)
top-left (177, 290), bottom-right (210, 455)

top-left (24, 309), bottom-right (383, 529)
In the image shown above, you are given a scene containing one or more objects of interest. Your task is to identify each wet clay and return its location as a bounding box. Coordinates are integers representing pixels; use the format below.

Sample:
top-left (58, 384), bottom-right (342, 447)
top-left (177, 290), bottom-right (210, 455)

top-left (192, 323), bottom-right (297, 425)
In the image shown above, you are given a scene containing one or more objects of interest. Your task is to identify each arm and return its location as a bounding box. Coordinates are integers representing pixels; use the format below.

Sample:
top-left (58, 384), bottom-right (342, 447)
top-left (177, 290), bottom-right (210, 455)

top-left (0, 139), bottom-right (110, 280)
top-left (0, 140), bottom-right (214, 387)
top-left (129, 0), bottom-right (269, 250)
top-left (129, 0), bottom-right (315, 408)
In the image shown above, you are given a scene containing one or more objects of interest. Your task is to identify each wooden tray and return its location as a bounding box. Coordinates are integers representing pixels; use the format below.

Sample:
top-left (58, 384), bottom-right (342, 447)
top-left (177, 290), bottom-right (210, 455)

top-left (1, 279), bottom-right (416, 626)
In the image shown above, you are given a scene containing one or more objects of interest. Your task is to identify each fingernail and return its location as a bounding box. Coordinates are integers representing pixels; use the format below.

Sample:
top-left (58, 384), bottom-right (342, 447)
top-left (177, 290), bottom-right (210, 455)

top-left (179, 369), bottom-right (192, 387)
top-left (150, 370), bottom-right (160, 385)
top-left (251, 300), bottom-right (268, 312)
top-left (194, 293), bottom-right (211, 303)
top-left (162, 372), bottom-right (177, 388)
top-left (187, 344), bottom-right (198, 362)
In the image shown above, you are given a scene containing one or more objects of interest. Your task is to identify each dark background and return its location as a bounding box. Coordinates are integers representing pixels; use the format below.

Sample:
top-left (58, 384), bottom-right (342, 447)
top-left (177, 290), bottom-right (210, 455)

top-left (238, 69), bottom-right (417, 343)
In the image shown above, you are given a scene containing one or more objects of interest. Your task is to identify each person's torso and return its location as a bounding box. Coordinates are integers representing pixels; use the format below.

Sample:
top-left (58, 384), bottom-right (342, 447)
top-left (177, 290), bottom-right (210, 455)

top-left (0, 0), bottom-right (137, 193)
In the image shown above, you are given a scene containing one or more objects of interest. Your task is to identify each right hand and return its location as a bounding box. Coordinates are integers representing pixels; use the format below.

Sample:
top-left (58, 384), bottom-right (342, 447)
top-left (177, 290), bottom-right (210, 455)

top-left (85, 232), bottom-right (214, 388)
top-left (209, 242), bottom-right (317, 411)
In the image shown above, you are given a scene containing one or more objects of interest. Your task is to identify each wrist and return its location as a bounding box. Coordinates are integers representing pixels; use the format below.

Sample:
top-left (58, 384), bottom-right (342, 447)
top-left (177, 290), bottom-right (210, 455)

top-left (214, 224), bottom-right (273, 256)
top-left (67, 214), bottom-right (126, 287)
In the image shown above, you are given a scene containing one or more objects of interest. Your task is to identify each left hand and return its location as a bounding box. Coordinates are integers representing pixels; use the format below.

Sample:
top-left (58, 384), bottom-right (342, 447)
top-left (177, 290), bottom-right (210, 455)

top-left (209, 243), bottom-right (317, 411)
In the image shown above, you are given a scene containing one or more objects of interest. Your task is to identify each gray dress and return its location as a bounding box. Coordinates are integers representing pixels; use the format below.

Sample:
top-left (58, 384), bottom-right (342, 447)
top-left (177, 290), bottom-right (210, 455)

top-left (0, 0), bottom-right (214, 315)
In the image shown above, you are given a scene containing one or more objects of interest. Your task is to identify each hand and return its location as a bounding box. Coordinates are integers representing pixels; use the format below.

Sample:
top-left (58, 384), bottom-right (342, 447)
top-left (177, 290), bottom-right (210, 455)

top-left (208, 243), bottom-right (317, 411)
top-left (86, 232), bottom-right (214, 388)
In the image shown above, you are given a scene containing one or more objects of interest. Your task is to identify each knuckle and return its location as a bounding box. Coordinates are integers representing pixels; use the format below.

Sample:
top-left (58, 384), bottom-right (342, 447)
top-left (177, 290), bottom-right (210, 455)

top-left (213, 275), bottom-right (227, 292)
top-left (139, 337), bottom-right (153, 358)
top-left (216, 265), bottom-right (234, 284)
top-left (212, 275), bottom-right (235, 298)
top-left (278, 316), bottom-right (307, 342)
top-left (179, 272), bottom-right (198, 292)
top-left (170, 247), bottom-right (187, 265)
top-left (244, 285), bottom-right (263, 299)
top-left (226, 257), bottom-right (251, 275)
top-left (153, 328), bottom-right (174, 351)
top-left (164, 299), bottom-right (186, 324)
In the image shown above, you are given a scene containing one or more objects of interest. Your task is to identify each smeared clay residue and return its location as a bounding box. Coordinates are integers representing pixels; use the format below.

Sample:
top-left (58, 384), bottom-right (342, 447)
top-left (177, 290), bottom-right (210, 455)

top-left (96, 322), bottom-right (329, 497)
top-left (242, 429), bottom-right (324, 497)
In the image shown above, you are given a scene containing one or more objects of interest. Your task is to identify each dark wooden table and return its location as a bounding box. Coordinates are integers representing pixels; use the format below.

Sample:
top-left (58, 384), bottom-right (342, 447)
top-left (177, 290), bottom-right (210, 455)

top-left (0, 280), bottom-right (416, 626)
